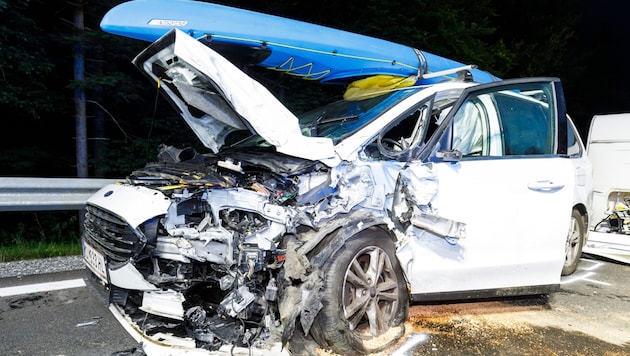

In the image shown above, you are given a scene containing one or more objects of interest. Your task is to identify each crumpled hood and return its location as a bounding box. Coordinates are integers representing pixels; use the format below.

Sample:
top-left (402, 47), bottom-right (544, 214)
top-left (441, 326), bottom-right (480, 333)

top-left (132, 28), bottom-right (336, 161)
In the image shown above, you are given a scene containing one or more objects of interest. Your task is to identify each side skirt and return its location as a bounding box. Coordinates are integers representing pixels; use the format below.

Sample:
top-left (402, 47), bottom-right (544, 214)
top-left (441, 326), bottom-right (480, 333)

top-left (410, 284), bottom-right (560, 303)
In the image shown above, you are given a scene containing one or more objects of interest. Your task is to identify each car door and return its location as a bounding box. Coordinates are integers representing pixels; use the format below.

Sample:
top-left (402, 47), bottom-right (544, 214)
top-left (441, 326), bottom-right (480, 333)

top-left (399, 78), bottom-right (575, 299)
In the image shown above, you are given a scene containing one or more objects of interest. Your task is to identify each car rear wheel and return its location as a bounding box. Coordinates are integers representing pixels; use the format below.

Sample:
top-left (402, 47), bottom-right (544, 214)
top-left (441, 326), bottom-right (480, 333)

top-left (310, 228), bottom-right (408, 355)
top-left (562, 209), bottom-right (585, 276)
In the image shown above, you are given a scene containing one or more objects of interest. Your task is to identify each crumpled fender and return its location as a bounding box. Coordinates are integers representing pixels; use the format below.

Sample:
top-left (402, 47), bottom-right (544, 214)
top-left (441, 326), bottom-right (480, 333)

top-left (279, 210), bottom-right (393, 345)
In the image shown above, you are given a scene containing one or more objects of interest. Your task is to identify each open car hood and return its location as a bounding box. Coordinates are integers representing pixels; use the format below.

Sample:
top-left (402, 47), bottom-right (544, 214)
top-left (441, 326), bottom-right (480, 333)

top-left (132, 28), bottom-right (335, 161)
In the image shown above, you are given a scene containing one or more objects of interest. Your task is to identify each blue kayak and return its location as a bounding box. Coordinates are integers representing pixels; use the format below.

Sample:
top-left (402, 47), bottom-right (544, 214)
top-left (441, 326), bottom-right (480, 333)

top-left (101, 0), bottom-right (499, 85)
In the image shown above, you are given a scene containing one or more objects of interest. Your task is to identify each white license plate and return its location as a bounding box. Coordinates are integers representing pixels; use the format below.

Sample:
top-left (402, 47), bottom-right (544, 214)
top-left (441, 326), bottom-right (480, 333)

top-left (82, 240), bottom-right (108, 282)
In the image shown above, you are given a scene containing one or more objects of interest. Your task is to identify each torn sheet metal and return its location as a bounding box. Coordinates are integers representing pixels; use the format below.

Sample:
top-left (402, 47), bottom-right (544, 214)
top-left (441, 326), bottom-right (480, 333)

top-left (133, 28), bottom-right (336, 160)
top-left (396, 162), bottom-right (466, 241)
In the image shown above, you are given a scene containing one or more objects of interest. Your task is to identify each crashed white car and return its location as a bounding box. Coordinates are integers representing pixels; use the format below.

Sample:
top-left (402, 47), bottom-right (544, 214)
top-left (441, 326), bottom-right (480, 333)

top-left (83, 29), bottom-right (588, 355)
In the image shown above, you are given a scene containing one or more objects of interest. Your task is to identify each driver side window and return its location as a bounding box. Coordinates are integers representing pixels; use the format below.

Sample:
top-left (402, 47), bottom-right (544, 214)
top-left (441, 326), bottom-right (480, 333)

top-left (380, 108), bottom-right (424, 151)
top-left (365, 104), bottom-right (429, 160)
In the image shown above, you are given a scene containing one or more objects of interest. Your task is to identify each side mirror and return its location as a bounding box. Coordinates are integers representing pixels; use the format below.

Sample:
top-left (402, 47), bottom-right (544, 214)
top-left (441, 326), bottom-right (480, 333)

top-left (436, 150), bottom-right (462, 162)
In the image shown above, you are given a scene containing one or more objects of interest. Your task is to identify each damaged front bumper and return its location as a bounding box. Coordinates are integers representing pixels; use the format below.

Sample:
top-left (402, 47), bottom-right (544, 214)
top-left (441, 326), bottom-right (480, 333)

top-left (107, 303), bottom-right (290, 356)
top-left (85, 270), bottom-right (290, 356)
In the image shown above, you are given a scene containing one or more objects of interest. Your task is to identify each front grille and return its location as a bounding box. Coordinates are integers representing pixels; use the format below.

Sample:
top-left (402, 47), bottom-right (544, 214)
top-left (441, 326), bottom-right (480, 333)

top-left (83, 204), bottom-right (143, 263)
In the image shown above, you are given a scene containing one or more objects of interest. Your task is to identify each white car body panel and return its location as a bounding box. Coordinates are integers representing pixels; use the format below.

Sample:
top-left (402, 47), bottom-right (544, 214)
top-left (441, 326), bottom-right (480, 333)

top-left (109, 262), bottom-right (158, 290)
top-left (401, 158), bottom-right (574, 294)
top-left (87, 184), bottom-right (170, 228)
top-left (567, 115), bottom-right (593, 216)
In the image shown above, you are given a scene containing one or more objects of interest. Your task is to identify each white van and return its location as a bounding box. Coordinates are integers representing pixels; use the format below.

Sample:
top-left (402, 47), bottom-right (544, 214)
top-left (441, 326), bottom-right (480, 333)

top-left (585, 113), bottom-right (630, 263)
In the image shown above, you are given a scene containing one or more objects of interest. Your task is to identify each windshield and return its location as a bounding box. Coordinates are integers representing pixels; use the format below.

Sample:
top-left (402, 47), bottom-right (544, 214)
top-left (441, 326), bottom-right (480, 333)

top-left (229, 88), bottom-right (421, 150)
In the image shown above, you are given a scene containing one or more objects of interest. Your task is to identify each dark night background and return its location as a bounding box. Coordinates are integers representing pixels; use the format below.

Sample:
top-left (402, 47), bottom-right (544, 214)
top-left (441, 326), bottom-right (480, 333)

top-left (1, 0), bottom-right (629, 178)
top-left (579, 0), bottom-right (630, 119)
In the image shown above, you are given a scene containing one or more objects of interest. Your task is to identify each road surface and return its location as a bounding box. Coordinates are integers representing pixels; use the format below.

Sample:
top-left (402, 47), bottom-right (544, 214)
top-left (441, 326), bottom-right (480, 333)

top-left (1, 255), bottom-right (628, 355)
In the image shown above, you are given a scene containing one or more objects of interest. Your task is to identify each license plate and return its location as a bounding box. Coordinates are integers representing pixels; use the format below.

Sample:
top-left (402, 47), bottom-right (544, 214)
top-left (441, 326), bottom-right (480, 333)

top-left (82, 240), bottom-right (108, 282)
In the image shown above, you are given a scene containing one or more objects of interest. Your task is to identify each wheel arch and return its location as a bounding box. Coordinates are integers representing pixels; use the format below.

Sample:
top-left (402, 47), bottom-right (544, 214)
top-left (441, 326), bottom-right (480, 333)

top-left (296, 211), bottom-right (398, 269)
top-left (573, 203), bottom-right (589, 236)
top-left (562, 205), bottom-right (588, 276)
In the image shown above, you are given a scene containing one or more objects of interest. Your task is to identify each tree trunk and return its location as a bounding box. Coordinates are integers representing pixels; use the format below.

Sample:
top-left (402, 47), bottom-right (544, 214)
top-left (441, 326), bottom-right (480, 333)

top-left (74, 0), bottom-right (87, 178)
top-left (74, 0), bottom-right (87, 232)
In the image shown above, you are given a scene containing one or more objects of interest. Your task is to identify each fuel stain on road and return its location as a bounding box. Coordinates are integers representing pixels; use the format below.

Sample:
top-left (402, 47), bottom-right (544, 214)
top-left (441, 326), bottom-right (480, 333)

top-left (386, 295), bottom-right (630, 355)
top-left (405, 318), bottom-right (628, 355)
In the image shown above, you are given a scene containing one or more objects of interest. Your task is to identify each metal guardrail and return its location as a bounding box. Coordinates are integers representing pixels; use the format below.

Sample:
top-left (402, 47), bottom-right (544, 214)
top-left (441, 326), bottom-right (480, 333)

top-left (0, 177), bottom-right (119, 211)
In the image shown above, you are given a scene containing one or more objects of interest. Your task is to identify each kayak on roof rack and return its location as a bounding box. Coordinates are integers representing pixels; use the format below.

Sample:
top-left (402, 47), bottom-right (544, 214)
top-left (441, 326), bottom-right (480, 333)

top-left (100, 0), bottom-right (500, 88)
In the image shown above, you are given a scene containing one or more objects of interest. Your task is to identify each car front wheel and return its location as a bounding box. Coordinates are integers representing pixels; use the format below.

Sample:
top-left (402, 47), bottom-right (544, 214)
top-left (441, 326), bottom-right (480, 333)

top-left (310, 228), bottom-right (408, 355)
top-left (562, 209), bottom-right (585, 276)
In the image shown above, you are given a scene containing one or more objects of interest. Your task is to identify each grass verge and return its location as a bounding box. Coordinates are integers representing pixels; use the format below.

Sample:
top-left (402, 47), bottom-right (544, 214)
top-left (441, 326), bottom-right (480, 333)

top-left (0, 240), bottom-right (82, 262)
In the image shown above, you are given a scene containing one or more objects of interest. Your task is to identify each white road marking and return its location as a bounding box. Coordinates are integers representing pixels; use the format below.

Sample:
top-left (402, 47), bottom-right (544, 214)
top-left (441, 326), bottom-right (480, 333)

top-left (0, 278), bottom-right (86, 297)
top-left (561, 262), bottom-right (612, 286)
top-left (581, 278), bottom-right (612, 286)
top-left (580, 260), bottom-right (604, 271)
top-left (390, 333), bottom-right (430, 356)
top-left (561, 271), bottom-right (595, 284)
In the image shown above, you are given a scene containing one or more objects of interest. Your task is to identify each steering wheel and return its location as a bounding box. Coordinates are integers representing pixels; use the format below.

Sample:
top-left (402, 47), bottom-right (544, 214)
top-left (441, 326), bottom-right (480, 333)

top-left (381, 137), bottom-right (404, 151)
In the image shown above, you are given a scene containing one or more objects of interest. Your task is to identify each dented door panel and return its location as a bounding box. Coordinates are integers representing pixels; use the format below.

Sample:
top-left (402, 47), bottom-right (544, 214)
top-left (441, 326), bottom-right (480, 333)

top-left (401, 158), bottom-right (574, 296)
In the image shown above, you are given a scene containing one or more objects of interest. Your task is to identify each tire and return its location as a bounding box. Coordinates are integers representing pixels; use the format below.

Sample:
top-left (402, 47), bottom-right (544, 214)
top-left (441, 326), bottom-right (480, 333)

top-left (310, 228), bottom-right (408, 355)
top-left (562, 209), bottom-right (585, 276)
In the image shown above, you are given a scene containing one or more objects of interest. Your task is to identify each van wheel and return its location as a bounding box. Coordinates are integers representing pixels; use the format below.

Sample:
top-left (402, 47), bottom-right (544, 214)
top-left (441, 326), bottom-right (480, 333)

top-left (310, 229), bottom-right (408, 355)
top-left (562, 209), bottom-right (585, 276)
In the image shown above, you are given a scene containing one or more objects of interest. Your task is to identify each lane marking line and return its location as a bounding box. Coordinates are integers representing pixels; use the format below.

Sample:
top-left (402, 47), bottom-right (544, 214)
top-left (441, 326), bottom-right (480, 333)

top-left (582, 277), bottom-right (612, 286)
top-left (581, 260), bottom-right (604, 271)
top-left (0, 278), bottom-right (86, 297)
top-left (390, 333), bottom-right (430, 356)
top-left (561, 271), bottom-right (612, 286)
top-left (561, 271), bottom-right (595, 284)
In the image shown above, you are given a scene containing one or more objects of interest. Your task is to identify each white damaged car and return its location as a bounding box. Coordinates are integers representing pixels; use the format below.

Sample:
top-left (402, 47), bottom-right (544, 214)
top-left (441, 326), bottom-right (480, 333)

top-left (82, 29), bottom-right (590, 355)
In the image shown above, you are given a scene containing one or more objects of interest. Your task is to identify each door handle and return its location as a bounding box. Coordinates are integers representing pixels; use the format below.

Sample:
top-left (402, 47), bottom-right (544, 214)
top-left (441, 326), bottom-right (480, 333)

top-left (527, 180), bottom-right (565, 192)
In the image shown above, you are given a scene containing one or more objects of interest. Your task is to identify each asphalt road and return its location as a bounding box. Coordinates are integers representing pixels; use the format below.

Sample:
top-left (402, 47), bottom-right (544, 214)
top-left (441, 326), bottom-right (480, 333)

top-left (0, 269), bottom-right (138, 356)
top-left (0, 255), bottom-right (628, 356)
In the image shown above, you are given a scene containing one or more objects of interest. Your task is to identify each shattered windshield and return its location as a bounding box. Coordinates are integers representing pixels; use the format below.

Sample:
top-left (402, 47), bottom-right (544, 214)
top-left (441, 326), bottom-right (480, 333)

top-left (228, 88), bottom-right (420, 150)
